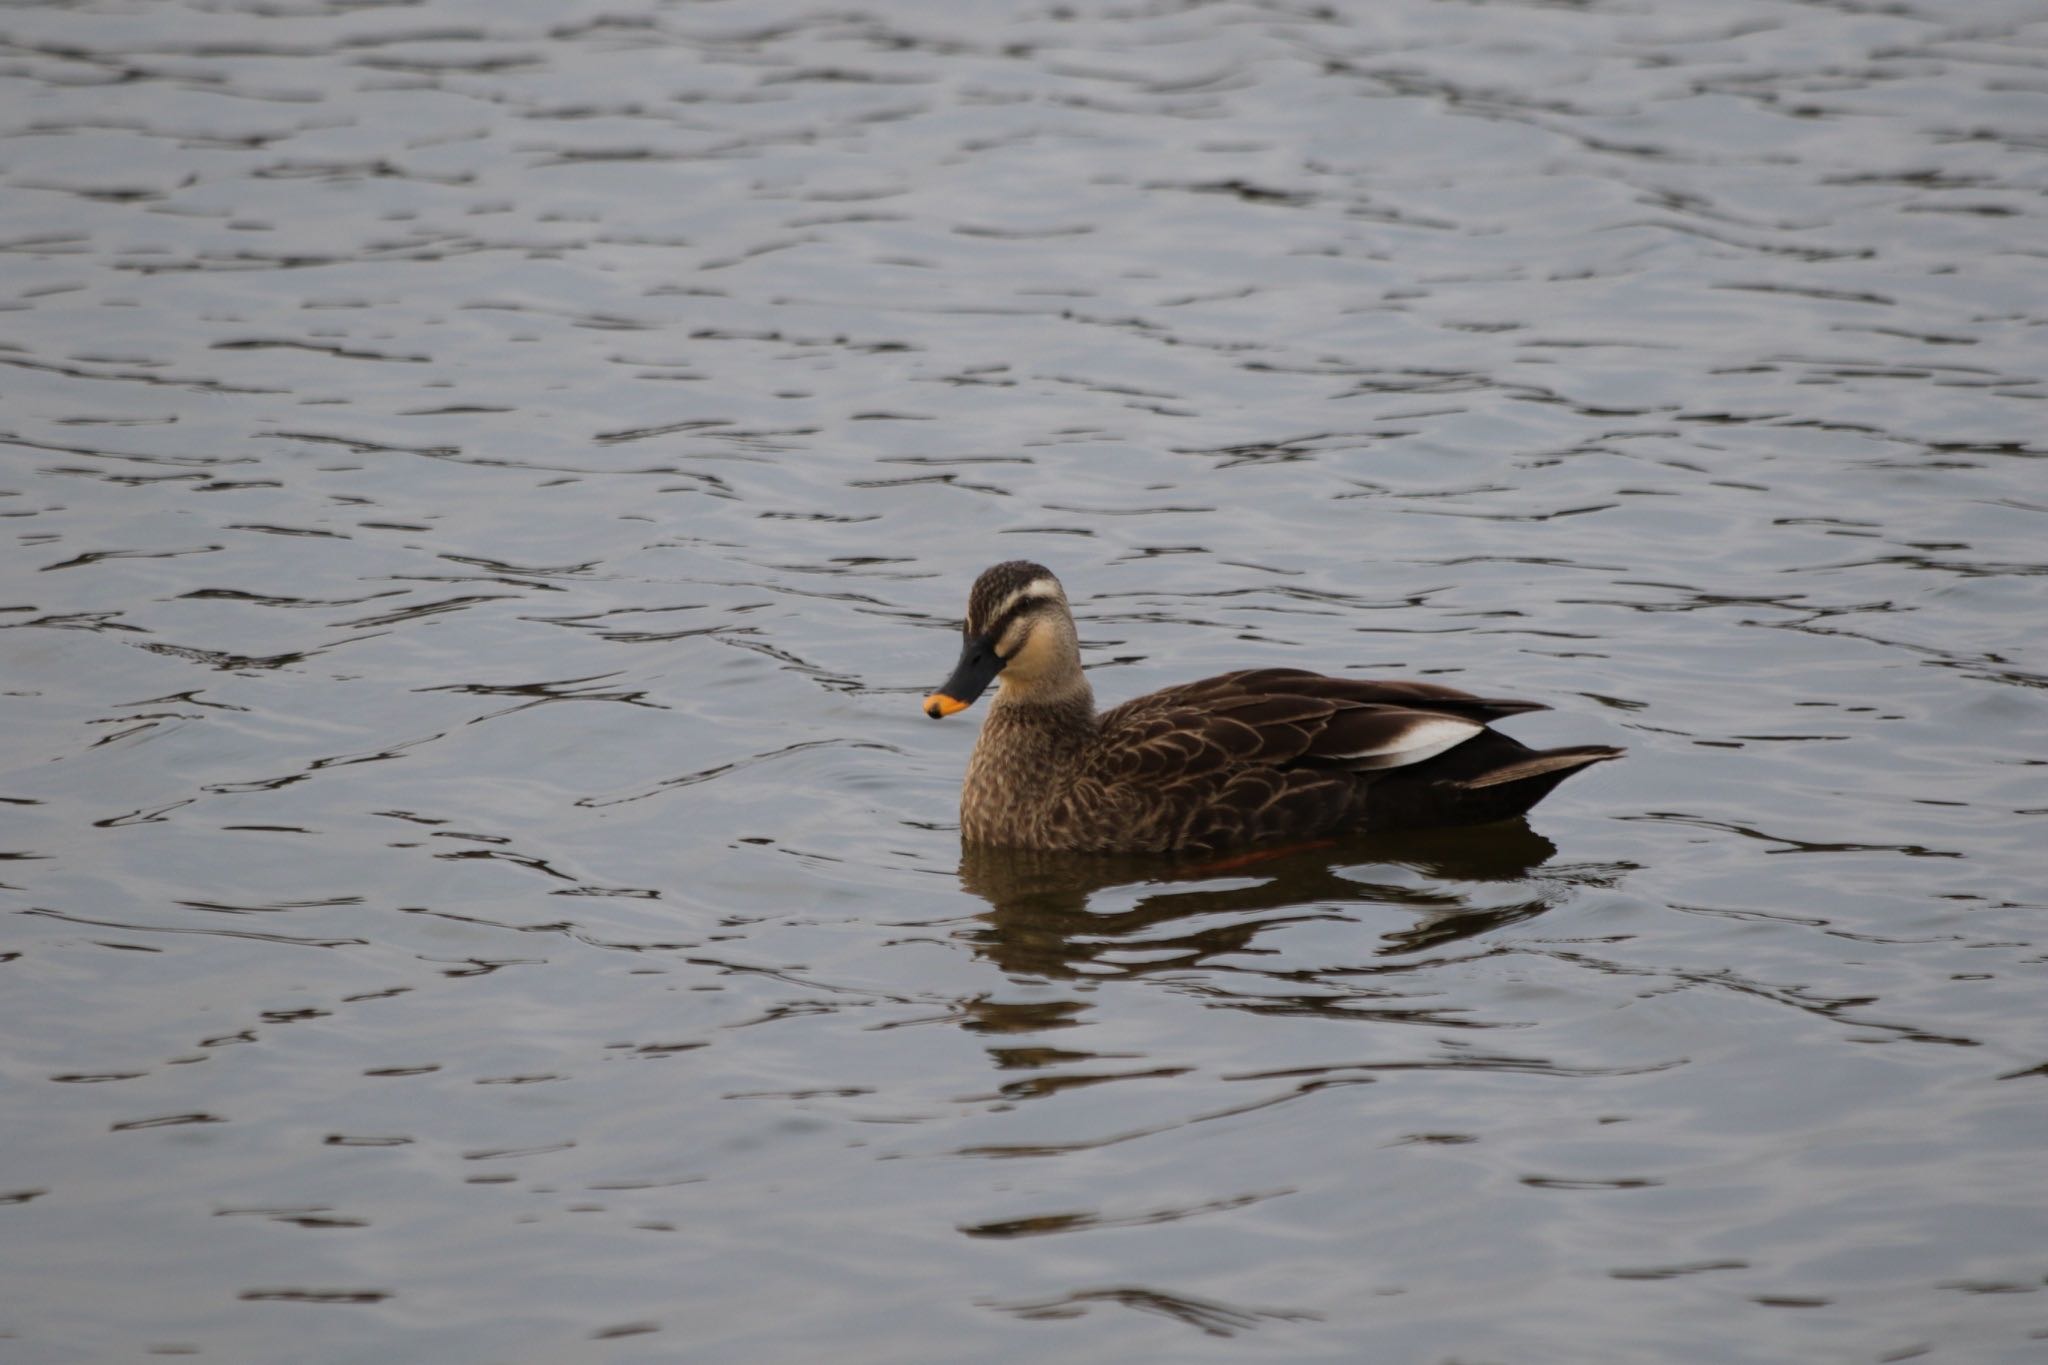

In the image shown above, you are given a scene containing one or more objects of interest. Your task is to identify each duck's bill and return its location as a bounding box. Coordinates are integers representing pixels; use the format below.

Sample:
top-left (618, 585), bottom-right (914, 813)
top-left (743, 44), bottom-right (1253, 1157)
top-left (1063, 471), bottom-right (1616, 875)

top-left (923, 634), bottom-right (1003, 719)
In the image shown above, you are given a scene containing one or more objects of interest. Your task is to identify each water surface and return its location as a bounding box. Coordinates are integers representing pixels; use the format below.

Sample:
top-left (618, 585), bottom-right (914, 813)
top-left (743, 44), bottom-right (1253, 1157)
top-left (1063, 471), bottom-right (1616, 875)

top-left (4, 1), bottom-right (2046, 1361)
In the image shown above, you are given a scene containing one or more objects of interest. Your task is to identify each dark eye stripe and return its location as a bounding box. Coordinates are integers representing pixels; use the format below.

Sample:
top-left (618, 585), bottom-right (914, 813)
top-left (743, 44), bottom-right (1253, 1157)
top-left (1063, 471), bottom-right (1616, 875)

top-left (980, 595), bottom-right (1054, 644)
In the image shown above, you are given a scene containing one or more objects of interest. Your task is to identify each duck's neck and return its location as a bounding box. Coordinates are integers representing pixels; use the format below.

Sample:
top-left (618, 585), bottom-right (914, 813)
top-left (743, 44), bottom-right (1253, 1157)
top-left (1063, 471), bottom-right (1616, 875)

top-left (987, 674), bottom-right (1096, 733)
top-left (969, 677), bottom-right (1097, 784)
top-left (961, 679), bottom-right (1097, 845)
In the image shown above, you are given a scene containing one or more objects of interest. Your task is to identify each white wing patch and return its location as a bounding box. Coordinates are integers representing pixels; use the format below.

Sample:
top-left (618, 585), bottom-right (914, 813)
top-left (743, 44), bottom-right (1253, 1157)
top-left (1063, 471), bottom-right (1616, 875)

top-left (1341, 714), bottom-right (1482, 770)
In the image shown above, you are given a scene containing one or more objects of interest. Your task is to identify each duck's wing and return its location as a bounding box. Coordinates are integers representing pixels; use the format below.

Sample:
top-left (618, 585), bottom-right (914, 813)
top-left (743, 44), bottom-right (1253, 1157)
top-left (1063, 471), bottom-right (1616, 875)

top-left (1097, 667), bottom-right (1540, 775)
top-left (1086, 668), bottom-right (1602, 851)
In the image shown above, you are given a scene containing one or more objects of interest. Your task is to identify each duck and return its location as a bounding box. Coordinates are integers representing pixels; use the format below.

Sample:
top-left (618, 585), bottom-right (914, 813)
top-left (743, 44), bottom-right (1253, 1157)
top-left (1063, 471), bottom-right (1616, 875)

top-left (923, 561), bottom-right (1622, 853)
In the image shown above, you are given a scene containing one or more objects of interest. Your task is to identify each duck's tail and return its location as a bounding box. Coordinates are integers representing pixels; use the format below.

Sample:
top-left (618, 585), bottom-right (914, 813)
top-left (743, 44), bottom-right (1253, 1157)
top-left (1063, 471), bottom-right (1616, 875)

top-left (1364, 730), bottom-right (1623, 831)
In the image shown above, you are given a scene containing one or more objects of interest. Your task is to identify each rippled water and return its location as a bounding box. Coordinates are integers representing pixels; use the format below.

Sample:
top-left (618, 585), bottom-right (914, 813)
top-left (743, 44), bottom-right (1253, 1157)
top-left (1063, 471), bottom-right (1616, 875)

top-left (5, 1), bottom-right (2046, 1360)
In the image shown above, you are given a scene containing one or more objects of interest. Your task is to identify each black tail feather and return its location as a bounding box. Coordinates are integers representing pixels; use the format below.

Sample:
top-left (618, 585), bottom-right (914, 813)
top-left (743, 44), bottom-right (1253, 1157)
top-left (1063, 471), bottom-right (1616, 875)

top-left (1364, 730), bottom-right (1622, 831)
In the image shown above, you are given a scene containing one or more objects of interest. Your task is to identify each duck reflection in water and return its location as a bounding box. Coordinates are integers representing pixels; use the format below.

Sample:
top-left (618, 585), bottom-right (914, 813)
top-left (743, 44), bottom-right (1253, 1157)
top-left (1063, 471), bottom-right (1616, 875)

top-left (954, 819), bottom-right (1621, 991)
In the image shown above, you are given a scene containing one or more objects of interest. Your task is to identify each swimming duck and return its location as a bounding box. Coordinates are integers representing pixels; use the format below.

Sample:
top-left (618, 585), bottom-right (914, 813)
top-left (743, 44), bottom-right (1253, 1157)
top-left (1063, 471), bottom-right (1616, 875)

top-left (923, 561), bottom-right (1621, 853)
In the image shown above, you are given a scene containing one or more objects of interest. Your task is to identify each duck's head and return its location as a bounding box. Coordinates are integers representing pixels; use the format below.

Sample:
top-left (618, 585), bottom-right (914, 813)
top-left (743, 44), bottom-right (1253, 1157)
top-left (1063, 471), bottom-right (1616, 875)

top-left (924, 561), bottom-right (1082, 718)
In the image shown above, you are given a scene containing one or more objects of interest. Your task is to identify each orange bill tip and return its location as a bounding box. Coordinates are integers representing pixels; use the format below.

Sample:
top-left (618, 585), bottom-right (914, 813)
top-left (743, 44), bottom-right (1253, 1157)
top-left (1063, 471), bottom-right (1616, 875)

top-left (923, 693), bottom-right (970, 719)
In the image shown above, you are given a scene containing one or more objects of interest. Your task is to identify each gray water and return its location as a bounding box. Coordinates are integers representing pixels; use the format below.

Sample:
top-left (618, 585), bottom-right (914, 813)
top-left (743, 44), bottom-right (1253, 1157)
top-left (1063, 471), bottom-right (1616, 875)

top-left (4, 1), bottom-right (2046, 1361)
